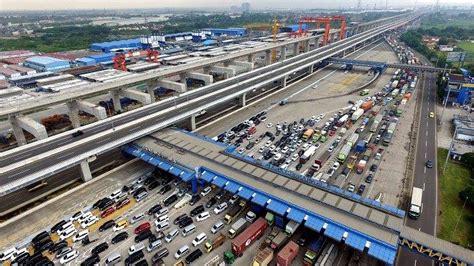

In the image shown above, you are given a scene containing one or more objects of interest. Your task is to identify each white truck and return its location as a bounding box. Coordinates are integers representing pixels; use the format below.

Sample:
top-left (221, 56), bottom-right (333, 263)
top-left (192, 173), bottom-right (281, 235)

top-left (174, 193), bottom-right (192, 209)
top-left (408, 187), bottom-right (423, 219)
top-left (351, 108), bottom-right (364, 121)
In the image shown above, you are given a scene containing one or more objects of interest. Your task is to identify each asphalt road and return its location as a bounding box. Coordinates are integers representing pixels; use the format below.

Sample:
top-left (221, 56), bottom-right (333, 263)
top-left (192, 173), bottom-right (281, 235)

top-left (1, 22), bottom-right (410, 185)
top-left (397, 72), bottom-right (438, 266)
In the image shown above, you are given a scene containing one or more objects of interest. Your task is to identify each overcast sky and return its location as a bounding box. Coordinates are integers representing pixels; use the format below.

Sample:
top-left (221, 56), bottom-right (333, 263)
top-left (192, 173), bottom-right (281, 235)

top-left (0, 0), bottom-right (471, 11)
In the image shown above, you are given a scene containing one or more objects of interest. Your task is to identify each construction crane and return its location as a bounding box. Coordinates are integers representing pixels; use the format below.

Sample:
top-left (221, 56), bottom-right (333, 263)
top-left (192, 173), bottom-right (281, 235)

top-left (271, 18), bottom-right (280, 63)
top-left (298, 16), bottom-right (346, 46)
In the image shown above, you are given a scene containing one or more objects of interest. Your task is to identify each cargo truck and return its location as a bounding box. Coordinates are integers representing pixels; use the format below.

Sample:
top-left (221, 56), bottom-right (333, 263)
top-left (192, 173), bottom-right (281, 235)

top-left (285, 221), bottom-right (299, 235)
top-left (224, 200), bottom-right (246, 224)
top-left (277, 241), bottom-right (299, 266)
top-left (204, 233), bottom-right (226, 253)
top-left (347, 133), bottom-right (359, 147)
top-left (228, 218), bottom-right (248, 239)
top-left (270, 231), bottom-right (288, 250)
top-left (391, 89), bottom-right (400, 97)
top-left (303, 236), bottom-right (326, 265)
top-left (370, 114), bottom-right (383, 133)
top-left (302, 128), bottom-right (314, 142)
top-left (356, 150), bottom-right (371, 174)
top-left (337, 144), bottom-right (352, 163)
top-left (409, 187), bottom-right (423, 219)
top-left (360, 101), bottom-right (373, 111)
top-left (299, 145), bottom-right (317, 164)
top-left (382, 122), bottom-right (397, 146)
top-left (336, 114), bottom-right (349, 127)
top-left (253, 247), bottom-right (273, 266)
top-left (355, 140), bottom-right (366, 153)
top-left (174, 193), bottom-right (192, 209)
top-left (391, 80), bottom-right (399, 88)
top-left (231, 218), bottom-right (268, 257)
top-left (312, 130), bottom-right (321, 143)
top-left (351, 108), bottom-right (364, 121)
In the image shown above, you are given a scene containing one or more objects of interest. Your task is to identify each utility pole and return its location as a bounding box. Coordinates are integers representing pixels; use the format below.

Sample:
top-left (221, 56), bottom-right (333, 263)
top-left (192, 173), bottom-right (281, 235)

top-left (385, 0), bottom-right (389, 10)
top-left (357, 0), bottom-right (362, 10)
top-left (451, 196), bottom-right (468, 241)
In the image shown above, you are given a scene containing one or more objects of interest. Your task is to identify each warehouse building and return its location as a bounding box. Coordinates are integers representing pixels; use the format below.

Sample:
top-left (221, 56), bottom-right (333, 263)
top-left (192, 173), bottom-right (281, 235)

top-left (90, 39), bottom-right (143, 53)
top-left (444, 73), bottom-right (473, 106)
top-left (201, 28), bottom-right (247, 37)
top-left (23, 56), bottom-right (70, 72)
top-left (76, 53), bottom-right (115, 66)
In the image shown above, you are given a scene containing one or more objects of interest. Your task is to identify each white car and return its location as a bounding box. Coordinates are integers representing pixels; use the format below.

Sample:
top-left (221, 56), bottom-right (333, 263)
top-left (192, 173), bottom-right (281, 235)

top-left (196, 211), bottom-right (211, 222)
top-left (328, 146), bottom-right (334, 153)
top-left (200, 187), bottom-right (212, 197)
top-left (336, 136), bottom-right (342, 142)
top-left (80, 216), bottom-right (99, 229)
top-left (347, 183), bottom-right (356, 192)
top-left (281, 146), bottom-right (289, 154)
top-left (77, 212), bottom-right (93, 223)
top-left (245, 211), bottom-right (257, 223)
top-left (268, 145), bottom-right (276, 151)
top-left (228, 194), bottom-right (239, 205)
top-left (213, 202), bottom-right (228, 215)
top-left (332, 162), bottom-right (340, 171)
top-left (273, 153), bottom-right (282, 161)
top-left (258, 146), bottom-right (265, 153)
top-left (265, 141), bottom-right (272, 147)
top-left (266, 123), bottom-right (273, 128)
top-left (291, 154), bottom-right (299, 161)
top-left (72, 230), bottom-right (89, 242)
top-left (192, 232), bottom-right (208, 247)
top-left (238, 148), bottom-right (244, 154)
top-left (59, 250), bottom-right (79, 264)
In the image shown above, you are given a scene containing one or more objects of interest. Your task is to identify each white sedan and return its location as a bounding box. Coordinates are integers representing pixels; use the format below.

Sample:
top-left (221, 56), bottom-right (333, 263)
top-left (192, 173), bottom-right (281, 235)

top-left (196, 211), bottom-right (211, 222)
top-left (80, 216), bottom-right (99, 229)
top-left (59, 250), bottom-right (79, 264)
top-left (213, 202), bottom-right (228, 215)
top-left (266, 123), bottom-right (273, 128)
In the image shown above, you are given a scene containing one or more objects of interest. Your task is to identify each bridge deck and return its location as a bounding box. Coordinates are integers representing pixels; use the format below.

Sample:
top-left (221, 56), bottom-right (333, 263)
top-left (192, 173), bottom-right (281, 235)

top-left (134, 129), bottom-right (403, 245)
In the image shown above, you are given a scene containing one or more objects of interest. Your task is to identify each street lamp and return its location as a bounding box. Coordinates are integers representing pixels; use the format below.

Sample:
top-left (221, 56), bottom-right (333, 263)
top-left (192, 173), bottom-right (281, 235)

top-left (451, 196), bottom-right (468, 241)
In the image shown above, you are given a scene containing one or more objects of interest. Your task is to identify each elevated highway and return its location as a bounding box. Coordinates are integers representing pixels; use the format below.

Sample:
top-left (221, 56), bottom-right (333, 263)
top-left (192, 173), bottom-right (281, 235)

top-left (325, 57), bottom-right (451, 73)
top-left (0, 13), bottom-right (421, 195)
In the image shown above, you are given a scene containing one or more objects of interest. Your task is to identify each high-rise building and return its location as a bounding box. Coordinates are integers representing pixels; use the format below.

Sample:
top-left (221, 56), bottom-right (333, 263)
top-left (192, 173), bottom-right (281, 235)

top-left (241, 2), bottom-right (251, 13)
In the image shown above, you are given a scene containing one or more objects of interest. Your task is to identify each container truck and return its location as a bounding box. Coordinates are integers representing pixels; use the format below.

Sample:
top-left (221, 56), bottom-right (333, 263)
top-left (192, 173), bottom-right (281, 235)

top-left (370, 114), bottom-right (383, 133)
top-left (302, 128), bottom-right (314, 142)
top-left (337, 144), bottom-right (352, 163)
top-left (204, 233), bottom-right (226, 253)
top-left (252, 247), bottom-right (273, 266)
top-left (360, 101), bottom-right (373, 111)
top-left (228, 218), bottom-right (248, 239)
top-left (391, 89), bottom-right (400, 97)
top-left (354, 140), bottom-right (366, 153)
top-left (351, 108), bottom-right (364, 121)
top-left (277, 241), bottom-right (299, 266)
top-left (391, 80), bottom-right (399, 88)
top-left (299, 145), bottom-right (317, 164)
top-left (224, 200), bottom-right (246, 224)
top-left (356, 150), bottom-right (371, 174)
top-left (270, 231), bottom-right (288, 250)
top-left (303, 236), bottom-right (326, 265)
top-left (336, 114), bottom-right (349, 127)
top-left (231, 217), bottom-right (268, 257)
top-left (347, 133), bottom-right (359, 147)
top-left (383, 122), bottom-right (397, 146)
top-left (408, 187), bottom-right (423, 219)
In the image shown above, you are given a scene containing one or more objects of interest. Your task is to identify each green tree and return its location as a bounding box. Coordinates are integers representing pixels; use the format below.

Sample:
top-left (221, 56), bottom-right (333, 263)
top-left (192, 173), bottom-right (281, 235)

top-left (459, 183), bottom-right (474, 208)
top-left (438, 38), bottom-right (448, 45)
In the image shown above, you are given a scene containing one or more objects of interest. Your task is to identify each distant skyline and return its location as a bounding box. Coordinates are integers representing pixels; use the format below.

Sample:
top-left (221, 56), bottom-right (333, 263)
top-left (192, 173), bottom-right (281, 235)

top-left (0, 0), bottom-right (472, 11)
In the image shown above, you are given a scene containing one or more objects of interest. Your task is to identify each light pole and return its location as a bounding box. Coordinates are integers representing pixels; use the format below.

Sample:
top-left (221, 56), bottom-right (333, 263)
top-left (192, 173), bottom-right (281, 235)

top-left (451, 196), bottom-right (468, 241)
top-left (443, 126), bottom-right (457, 174)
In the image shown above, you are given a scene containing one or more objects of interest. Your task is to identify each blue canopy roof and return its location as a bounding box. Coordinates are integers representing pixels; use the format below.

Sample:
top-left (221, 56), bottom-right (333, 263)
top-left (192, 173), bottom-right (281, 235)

top-left (287, 208), bottom-right (306, 223)
top-left (251, 193), bottom-right (269, 207)
top-left (224, 182), bottom-right (240, 194)
top-left (237, 187), bottom-right (254, 200)
top-left (267, 200), bottom-right (288, 216)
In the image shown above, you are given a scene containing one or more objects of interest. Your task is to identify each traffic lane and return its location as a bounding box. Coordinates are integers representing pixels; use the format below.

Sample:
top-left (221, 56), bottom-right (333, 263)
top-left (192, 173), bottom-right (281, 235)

top-left (0, 149), bottom-right (125, 213)
top-left (1, 27), bottom-right (392, 166)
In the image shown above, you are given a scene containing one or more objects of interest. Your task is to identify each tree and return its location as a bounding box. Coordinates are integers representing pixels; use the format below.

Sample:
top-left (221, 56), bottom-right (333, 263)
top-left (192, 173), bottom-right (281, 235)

top-left (459, 183), bottom-right (474, 208)
top-left (461, 152), bottom-right (474, 169)
top-left (438, 38), bottom-right (448, 45)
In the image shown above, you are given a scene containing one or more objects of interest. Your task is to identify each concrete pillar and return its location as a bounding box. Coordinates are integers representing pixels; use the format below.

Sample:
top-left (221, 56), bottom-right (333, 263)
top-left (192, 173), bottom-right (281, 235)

top-left (281, 76), bottom-right (287, 87)
top-left (315, 37), bottom-right (321, 49)
top-left (80, 159), bottom-right (93, 182)
top-left (209, 66), bottom-right (235, 79)
top-left (247, 54), bottom-right (255, 62)
top-left (184, 72), bottom-right (213, 86)
top-left (67, 101), bottom-right (81, 128)
top-left (265, 50), bottom-right (272, 65)
top-left (147, 80), bottom-right (157, 103)
top-left (156, 79), bottom-right (186, 93)
top-left (309, 64), bottom-right (314, 74)
top-left (304, 40), bottom-right (310, 53)
top-left (293, 43), bottom-right (299, 56)
top-left (110, 90), bottom-right (122, 112)
top-left (179, 73), bottom-right (187, 84)
top-left (239, 93), bottom-right (247, 107)
top-left (121, 89), bottom-right (152, 105)
top-left (9, 115), bottom-right (27, 146)
top-left (330, 32), bottom-right (337, 43)
top-left (188, 114), bottom-right (196, 131)
top-left (280, 46), bottom-right (286, 61)
top-left (232, 60), bottom-right (254, 71)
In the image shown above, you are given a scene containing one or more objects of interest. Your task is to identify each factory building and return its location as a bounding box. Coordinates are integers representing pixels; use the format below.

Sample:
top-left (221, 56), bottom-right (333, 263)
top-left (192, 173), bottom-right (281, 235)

top-left (90, 39), bottom-right (143, 53)
top-left (24, 56), bottom-right (70, 73)
top-left (279, 24), bottom-right (308, 33)
top-left (201, 28), bottom-right (247, 37)
top-left (444, 73), bottom-right (473, 106)
top-left (76, 53), bottom-right (115, 66)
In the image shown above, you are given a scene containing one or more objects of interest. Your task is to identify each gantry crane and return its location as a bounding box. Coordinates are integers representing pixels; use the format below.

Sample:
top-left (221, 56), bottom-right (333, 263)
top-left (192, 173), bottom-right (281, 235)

top-left (297, 16), bottom-right (346, 46)
top-left (113, 49), bottom-right (160, 71)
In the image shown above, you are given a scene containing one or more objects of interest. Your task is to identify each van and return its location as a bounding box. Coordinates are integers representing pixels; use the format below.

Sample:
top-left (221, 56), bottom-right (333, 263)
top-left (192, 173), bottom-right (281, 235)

top-left (147, 240), bottom-right (162, 252)
top-left (57, 222), bottom-right (74, 234)
top-left (192, 232), bottom-right (207, 246)
top-left (155, 221), bottom-right (170, 231)
top-left (59, 226), bottom-right (77, 240)
top-left (128, 243), bottom-right (145, 255)
top-left (211, 220), bottom-right (225, 234)
top-left (152, 248), bottom-right (169, 262)
top-left (110, 189), bottom-right (123, 200)
top-left (185, 249), bottom-right (203, 264)
top-left (125, 250), bottom-right (144, 266)
top-left (154, 207), bottom-right (169, 218)
top-left (135, 191), bottom-right (148, 202)
top-left (155, 215), bottom-right (169, 225)
top-left (0, 247), bottom-right (17, 262)
top-left (31, 231), bottom-right (50, 245)
top-left (182, 224), bottom-right (196, 237)
top-left (174, 245), bottom-right (190, 259)
top-left (165, 228), bottom-right (179, 243)
top-left (130, 213), bottom-right (145, 224)
top-left (105, 251), bottom-right (121, 265)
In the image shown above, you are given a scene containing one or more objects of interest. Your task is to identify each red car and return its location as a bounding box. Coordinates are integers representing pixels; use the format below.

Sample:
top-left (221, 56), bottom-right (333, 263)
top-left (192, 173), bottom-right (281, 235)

top-left (328, 130), bottom-right (336, 136)
top-left (115, 198), bottom-right (130, 209)
top-left (101, 206), bottom-right (116, 218)
top-left (134, 222), bottom-right (151, 234)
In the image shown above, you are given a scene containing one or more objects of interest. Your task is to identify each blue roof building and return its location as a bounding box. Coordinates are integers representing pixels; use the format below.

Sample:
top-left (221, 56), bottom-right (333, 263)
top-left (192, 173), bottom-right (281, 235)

top-left (24, 56), bottom-right (70, 73)
top-left (202, 28), bottom-right (246, 36)
top-left (90, 39), bottom-right (143, 53)
top-left (280, 24), bottom-right (308, 32)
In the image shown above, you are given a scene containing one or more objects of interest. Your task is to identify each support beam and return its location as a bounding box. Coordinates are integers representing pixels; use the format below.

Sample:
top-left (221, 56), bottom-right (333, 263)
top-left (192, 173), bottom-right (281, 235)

top-left (183, 72), bottom-right (213, 86)
top-left (121, 89), bottom-right (152, 105)
top-left (146, 80), bottom-right (157, 103)
top-left (309, 64), bottom-right (314, 74)
top-left (9, 115), bottom-right (27, 146)
top-left (187, 114), bottom-right (196, 131)
top-left (293, 43), bottom-right (299, 56)
top-left (281, 75), bottom-right (288, 87)
top-left (10, 115), bottom-right (48, 143)
top-left (156, 79), bottom-right (186, 93)
top-left (77, 100), bottom-right (107, 120)
top-left (265, 50), bottom-right (272, 66)
top-left (232, 60), bottom-right (254, 71)
top-left (209, 66), bottom-right (236, 79)
top-left (67, 101), bottom-right (81, 128)
top-left (280, 46), bottom-right (286, 61)
top-left (110, 90), bottom-right (122, 113)
top-left (239, 93), bottom-right (247, 107)
top-left (247, 54), bottom-right (255, 62)
top-left (79, 159), bottom-right (92, 182)
top-left (304, 40), bottom-right (310, 53)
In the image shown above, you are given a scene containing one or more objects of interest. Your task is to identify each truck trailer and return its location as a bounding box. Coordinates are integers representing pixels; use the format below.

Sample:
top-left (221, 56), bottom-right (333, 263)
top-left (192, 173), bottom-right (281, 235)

top-left (277, 241), bottom-right (299, 266)
top-left (228, 218), bottom-right (248, 239)
top-left (299, 145), bottom-right (317, 164)
top-left (204, 233), bottom-right (226, 253)
top-left (231, 218), bottom-right (268, 257)
top-left (409, 187), bottom-right (423, 219)
top-left (224, 200), bottom-right (246, 224)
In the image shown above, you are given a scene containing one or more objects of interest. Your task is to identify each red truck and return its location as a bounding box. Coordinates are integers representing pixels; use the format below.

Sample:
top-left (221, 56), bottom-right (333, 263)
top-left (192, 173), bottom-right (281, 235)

top-left (231, 217), bottom-right (268, 257)
top-left (277, 241), bottom-right (299, 266)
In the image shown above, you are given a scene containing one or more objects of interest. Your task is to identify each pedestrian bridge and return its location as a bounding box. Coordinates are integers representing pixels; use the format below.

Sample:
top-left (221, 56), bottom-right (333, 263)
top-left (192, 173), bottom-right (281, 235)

top-left (122, 128), bottom-right (474, 266)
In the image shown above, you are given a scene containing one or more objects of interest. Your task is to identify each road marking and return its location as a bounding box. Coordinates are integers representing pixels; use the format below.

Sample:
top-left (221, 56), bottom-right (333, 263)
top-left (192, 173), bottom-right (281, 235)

top-left (426, 121), bottom-right (428, 127)
top-left (96, 138), bottom-right (111, 144)
top-left (414, 259), bottom-right (417, 266)
top-left (424, 167), bottom-right (426, 174)
top-left (57, 151), bottom-right (75, 160)
top-left (425, 140), bottom-right (427, 147)
top-left (8, 168), bottom-right (31, 179)
top-left (423, 183), bottom-right (425, 191)
top-left (424, 153), bottom-right (427, 159)
top-left (425, 131), bottom-right (428, 137)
